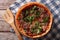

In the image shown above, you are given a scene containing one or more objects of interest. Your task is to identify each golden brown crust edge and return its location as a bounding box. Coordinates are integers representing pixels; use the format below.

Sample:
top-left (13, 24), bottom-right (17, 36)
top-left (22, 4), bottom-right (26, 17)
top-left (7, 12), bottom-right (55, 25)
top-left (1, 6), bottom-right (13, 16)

top-left (15, 2), bottom-right (53, 38)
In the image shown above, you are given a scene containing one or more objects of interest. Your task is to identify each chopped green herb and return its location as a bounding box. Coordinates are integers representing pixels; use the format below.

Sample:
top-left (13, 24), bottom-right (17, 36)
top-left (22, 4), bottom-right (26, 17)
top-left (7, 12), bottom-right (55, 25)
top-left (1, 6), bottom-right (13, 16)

top-left (30, 27), bottom-right (35, 33)
top-left (35, 21), bottom-right (40, 27)
top-left (26, 10), bottom-right (28, 14)
top-left (23, 15), bottom-right (35, 23)
top-left (30, 6), bottom-right (39, 14)
top-left (39, 8), bottom-right (44, 13)
top-left (30, 6), bottom-right (38, 14)
top-left (30, 21), bottom-right (42, 34)
top-left (31, 26), bottom-right (42, 34)
top-left (30, 10), bottom-right (34, 13)
top-left (43, 17), bottom-right (49, 23)
top-left (35, 11), bottom-right (40, 17)
top-left (33, 6), bottom-right (37, 10)
top-left (35, 28), bottom-right (42, 34)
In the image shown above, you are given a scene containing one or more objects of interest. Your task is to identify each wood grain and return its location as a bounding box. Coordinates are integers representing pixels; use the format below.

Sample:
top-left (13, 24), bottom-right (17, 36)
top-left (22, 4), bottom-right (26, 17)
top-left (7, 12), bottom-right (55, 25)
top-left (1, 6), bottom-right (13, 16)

top-left (0, 21), bottom-right (12, 32)
top-left (0, 0), bottom-right (20, 40)
top-left (0, 10), bottom-right (12, 31)
top-left (0, 32), bottom-right (18, 40)
top-left (0, 0), bottom-right (16, 9)
top-left (0, 10), bottom-right (6, 20)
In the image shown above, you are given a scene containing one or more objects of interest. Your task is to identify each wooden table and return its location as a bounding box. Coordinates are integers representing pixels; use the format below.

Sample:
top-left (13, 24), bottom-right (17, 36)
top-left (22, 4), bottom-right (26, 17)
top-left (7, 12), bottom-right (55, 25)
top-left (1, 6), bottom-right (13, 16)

top-left (0, 0), bottom-right (19, 40)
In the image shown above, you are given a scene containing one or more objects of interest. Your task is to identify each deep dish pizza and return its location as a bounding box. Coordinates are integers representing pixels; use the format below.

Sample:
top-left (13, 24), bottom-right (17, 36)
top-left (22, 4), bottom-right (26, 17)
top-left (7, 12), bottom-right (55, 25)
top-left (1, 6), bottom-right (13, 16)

top-left (15, 2), bottom-right (53, 38)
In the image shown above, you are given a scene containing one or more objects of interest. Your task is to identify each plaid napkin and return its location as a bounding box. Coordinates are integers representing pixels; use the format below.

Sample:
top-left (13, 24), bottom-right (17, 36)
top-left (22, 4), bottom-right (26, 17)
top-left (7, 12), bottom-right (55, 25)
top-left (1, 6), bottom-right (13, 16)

top-left (9, 0), bottom-right (60, 40)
